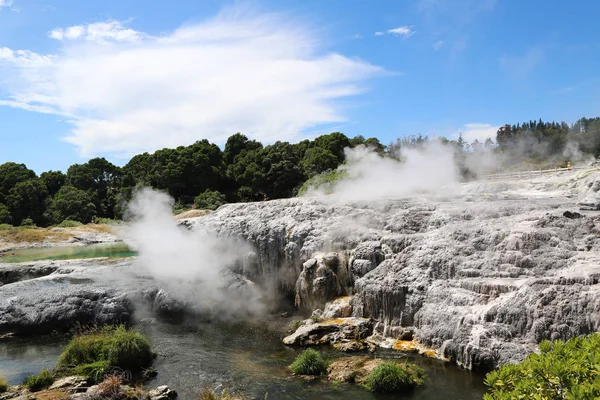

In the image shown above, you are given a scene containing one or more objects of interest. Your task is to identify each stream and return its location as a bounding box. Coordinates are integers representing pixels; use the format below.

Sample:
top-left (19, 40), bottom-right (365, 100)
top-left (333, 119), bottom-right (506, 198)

top-left (0, 319), bottom-right (487, 400)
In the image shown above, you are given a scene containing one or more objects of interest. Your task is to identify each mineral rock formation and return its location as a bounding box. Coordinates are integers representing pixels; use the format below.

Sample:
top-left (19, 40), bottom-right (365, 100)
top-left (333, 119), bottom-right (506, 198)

top-left (193, 170), bottom-right (600, 370)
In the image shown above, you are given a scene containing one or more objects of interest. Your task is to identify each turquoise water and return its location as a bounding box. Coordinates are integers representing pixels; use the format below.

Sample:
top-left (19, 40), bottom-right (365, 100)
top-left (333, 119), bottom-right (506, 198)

top-left (0, 243), bottom-right (136, 263)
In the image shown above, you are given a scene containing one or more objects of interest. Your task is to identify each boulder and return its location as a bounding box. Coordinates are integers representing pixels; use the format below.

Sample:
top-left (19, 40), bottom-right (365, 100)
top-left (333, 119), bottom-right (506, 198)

top-left (283, 317), bottom-right (373, 350)
top-left (148, 385), bottom-right (178, 400)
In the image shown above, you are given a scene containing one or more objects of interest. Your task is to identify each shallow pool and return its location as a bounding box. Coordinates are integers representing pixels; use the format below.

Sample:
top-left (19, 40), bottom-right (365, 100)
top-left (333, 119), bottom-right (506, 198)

top-left (0, 243), bottom-right (136, 263)
top-left (0, 319), bottom-right (487, 400)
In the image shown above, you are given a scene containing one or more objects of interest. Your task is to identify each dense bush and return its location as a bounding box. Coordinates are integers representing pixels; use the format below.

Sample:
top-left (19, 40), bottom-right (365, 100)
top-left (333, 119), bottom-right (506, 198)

top-left (58, 325), bottom-right (153, 383)
top-left (0, 376), bottom-right (7, 393)
top-left (289, 348), bottom-right (328, 376)
top-left (362, 361), bottom-right (425, 393)
top-left (484, 333), bottom-right (600, 399)
top-left (23, 369), bottom-right (54, 392)
top-left (57, 219), bottom-right (83, 228)
top-left (194, 189), bottom-right (227, 210)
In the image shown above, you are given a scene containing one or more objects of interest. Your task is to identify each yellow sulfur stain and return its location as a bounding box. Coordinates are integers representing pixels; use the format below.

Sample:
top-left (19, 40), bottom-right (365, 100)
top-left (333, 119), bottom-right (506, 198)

top-left (320, 318), bottom-right (352, 325)
top-left (393, 340), bottom-right (419, 352)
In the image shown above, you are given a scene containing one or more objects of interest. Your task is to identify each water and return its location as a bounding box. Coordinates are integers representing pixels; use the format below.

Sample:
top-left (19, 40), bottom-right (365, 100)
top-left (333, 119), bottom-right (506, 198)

top-left (0, 319), bottom-right (486, 399)
top-left (0, 243), bottom-right (136, 263)
top-left (0, 336), bottom-right (67, 384)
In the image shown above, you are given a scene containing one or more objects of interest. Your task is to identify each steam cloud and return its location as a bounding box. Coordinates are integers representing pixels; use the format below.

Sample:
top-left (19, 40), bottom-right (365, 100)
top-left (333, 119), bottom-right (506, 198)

top-left (304, 142), bottom-right (460, 202)
top-left (122, 188), bottom-right (265, 319)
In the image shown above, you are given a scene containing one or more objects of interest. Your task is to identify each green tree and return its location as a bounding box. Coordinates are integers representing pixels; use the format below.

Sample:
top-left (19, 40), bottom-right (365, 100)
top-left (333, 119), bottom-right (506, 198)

top-left (122, 140), bottom-right (224, 201)
top-left (259, 141), bottom-right (305, 199)
top-left (299, 147), bottom-right (339, 179)
top-left (194, 189), bottom-right (227, 210)
top-left (67, 158), bottom-right (122, 218)
top-left (0, 203), bottom-right (9, 224)
top-left (313, 132), bottom-right (351, 162)
top-left (0, 162), bottom-right (36, 204)
top-left (45, 185), bottom-right (96, 224)
top-left (5, 178), bottom-right (49, 226)
top-left (40, 170), bottom-right (66, 197)
top-left (484, 334), bottom-right (600, 400)
top-left (349, 135), bottom-right (366, 147)
top-left (364, 137), bottom-right (387, 154)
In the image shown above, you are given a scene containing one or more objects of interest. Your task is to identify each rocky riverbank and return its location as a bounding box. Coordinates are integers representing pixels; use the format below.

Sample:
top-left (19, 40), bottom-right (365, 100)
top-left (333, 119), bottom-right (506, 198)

top-left (0, 376), bottom-right (177, 400)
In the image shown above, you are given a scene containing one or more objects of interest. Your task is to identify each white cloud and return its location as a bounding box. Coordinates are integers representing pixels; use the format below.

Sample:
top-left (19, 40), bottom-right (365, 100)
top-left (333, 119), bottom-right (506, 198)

top-left (452, 123), bottom-right (499, 144)
top-left (0, 8), bottom-right (382, 157)
top-left (49, 20), bottom-right (143, 43)
top-left (433, 40), bottom-right (444, 50)
top-left (0, 0), bottom-right (13, 8)
top-left (374, 31), bottom-right (384, 36)
top-left (387, 26), bottom-right (415, 38)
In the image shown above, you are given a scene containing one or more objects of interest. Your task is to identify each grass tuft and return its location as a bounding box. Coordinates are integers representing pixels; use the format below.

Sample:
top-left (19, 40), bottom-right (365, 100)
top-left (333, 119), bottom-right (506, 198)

top-left (362, 361), bottom-right (425, 393)
top-left (0, 376), bottom-right (8, 393)
top-left (58, 325), bottom-right (153, 383)
top-left (95, 375), bottom-right (124, 399)
top-left (289, 348), bottom-right (328, 376)
top-left (23, 369), bottom-right (54, 392)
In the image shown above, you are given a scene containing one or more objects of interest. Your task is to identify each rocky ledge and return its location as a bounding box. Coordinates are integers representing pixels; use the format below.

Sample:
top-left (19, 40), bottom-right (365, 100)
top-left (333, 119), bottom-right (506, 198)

top-left (0, 376), bottom-right (177, 400)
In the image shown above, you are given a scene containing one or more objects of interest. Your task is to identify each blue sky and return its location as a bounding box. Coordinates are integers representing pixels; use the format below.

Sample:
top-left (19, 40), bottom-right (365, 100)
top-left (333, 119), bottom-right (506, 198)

top-left (0, 0), bottom-right (599, 174)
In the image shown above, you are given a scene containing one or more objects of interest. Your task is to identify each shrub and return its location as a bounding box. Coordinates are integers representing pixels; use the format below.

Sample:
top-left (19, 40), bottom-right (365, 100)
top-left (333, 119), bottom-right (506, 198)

top-left (0, 376), bottom-right (7, 393)
top-left (289, 348), bottom-right (328, 376)
top-left (20, 217), bottom-right (35, 227)
top-left (484, 333), bottom-right (600, 399)
top-left (23, 369), bottom-right (54, 392)
top-left (0, 223), bottom-right (11, 231)
top-left (362, 361), bottom-right (425, 393)
top-left (57, 219), bottom-right (83, 228)
top-left (58, 325), bottom-right (153, 383)
top-left (194, 190), bottom-right (227, 211)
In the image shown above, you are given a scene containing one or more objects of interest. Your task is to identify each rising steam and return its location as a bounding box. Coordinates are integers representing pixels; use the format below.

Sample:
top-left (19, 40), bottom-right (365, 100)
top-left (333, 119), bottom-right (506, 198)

top-left (122, 188), bottom-right (265, 318)
top-left (304, 142), bottom-right (460, 202)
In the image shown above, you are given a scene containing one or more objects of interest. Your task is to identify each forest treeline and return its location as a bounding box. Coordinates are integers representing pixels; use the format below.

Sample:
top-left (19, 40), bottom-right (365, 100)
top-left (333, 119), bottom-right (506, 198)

top-left (1, 117), bottom-right (599, 227)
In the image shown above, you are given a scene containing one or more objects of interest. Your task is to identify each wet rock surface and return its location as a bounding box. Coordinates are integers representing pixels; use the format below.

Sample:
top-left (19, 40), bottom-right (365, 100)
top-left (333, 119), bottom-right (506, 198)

top-left (283, 317), bottom-right (373, 351)
top-left (327, 356), bottom-right (381, 383)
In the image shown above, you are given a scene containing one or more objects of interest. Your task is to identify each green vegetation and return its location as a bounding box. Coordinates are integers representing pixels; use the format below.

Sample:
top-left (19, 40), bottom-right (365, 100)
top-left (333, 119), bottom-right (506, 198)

top-left (362, 361), bottom-right (425, 393)
top-left (289, 348), bottom-right (328, 376)
top-left (0, 376), bottom-right (8, 393)
top-left (57, 219), bottom-right (83, 228)
top-left (194, 189), bottom-right (227, 210)
top-left (57, 325), bottom-right (153, 383)
top-left (297, 169), bottom-right (349, 196)
top-left (2, 117), bottom-right (600, 227)
top-left (23, 369), bottom-right (54, 392)
top-left (484, 334), bottom-right (600, 400)
top-left (289, 320), bottom-right (303, 331)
